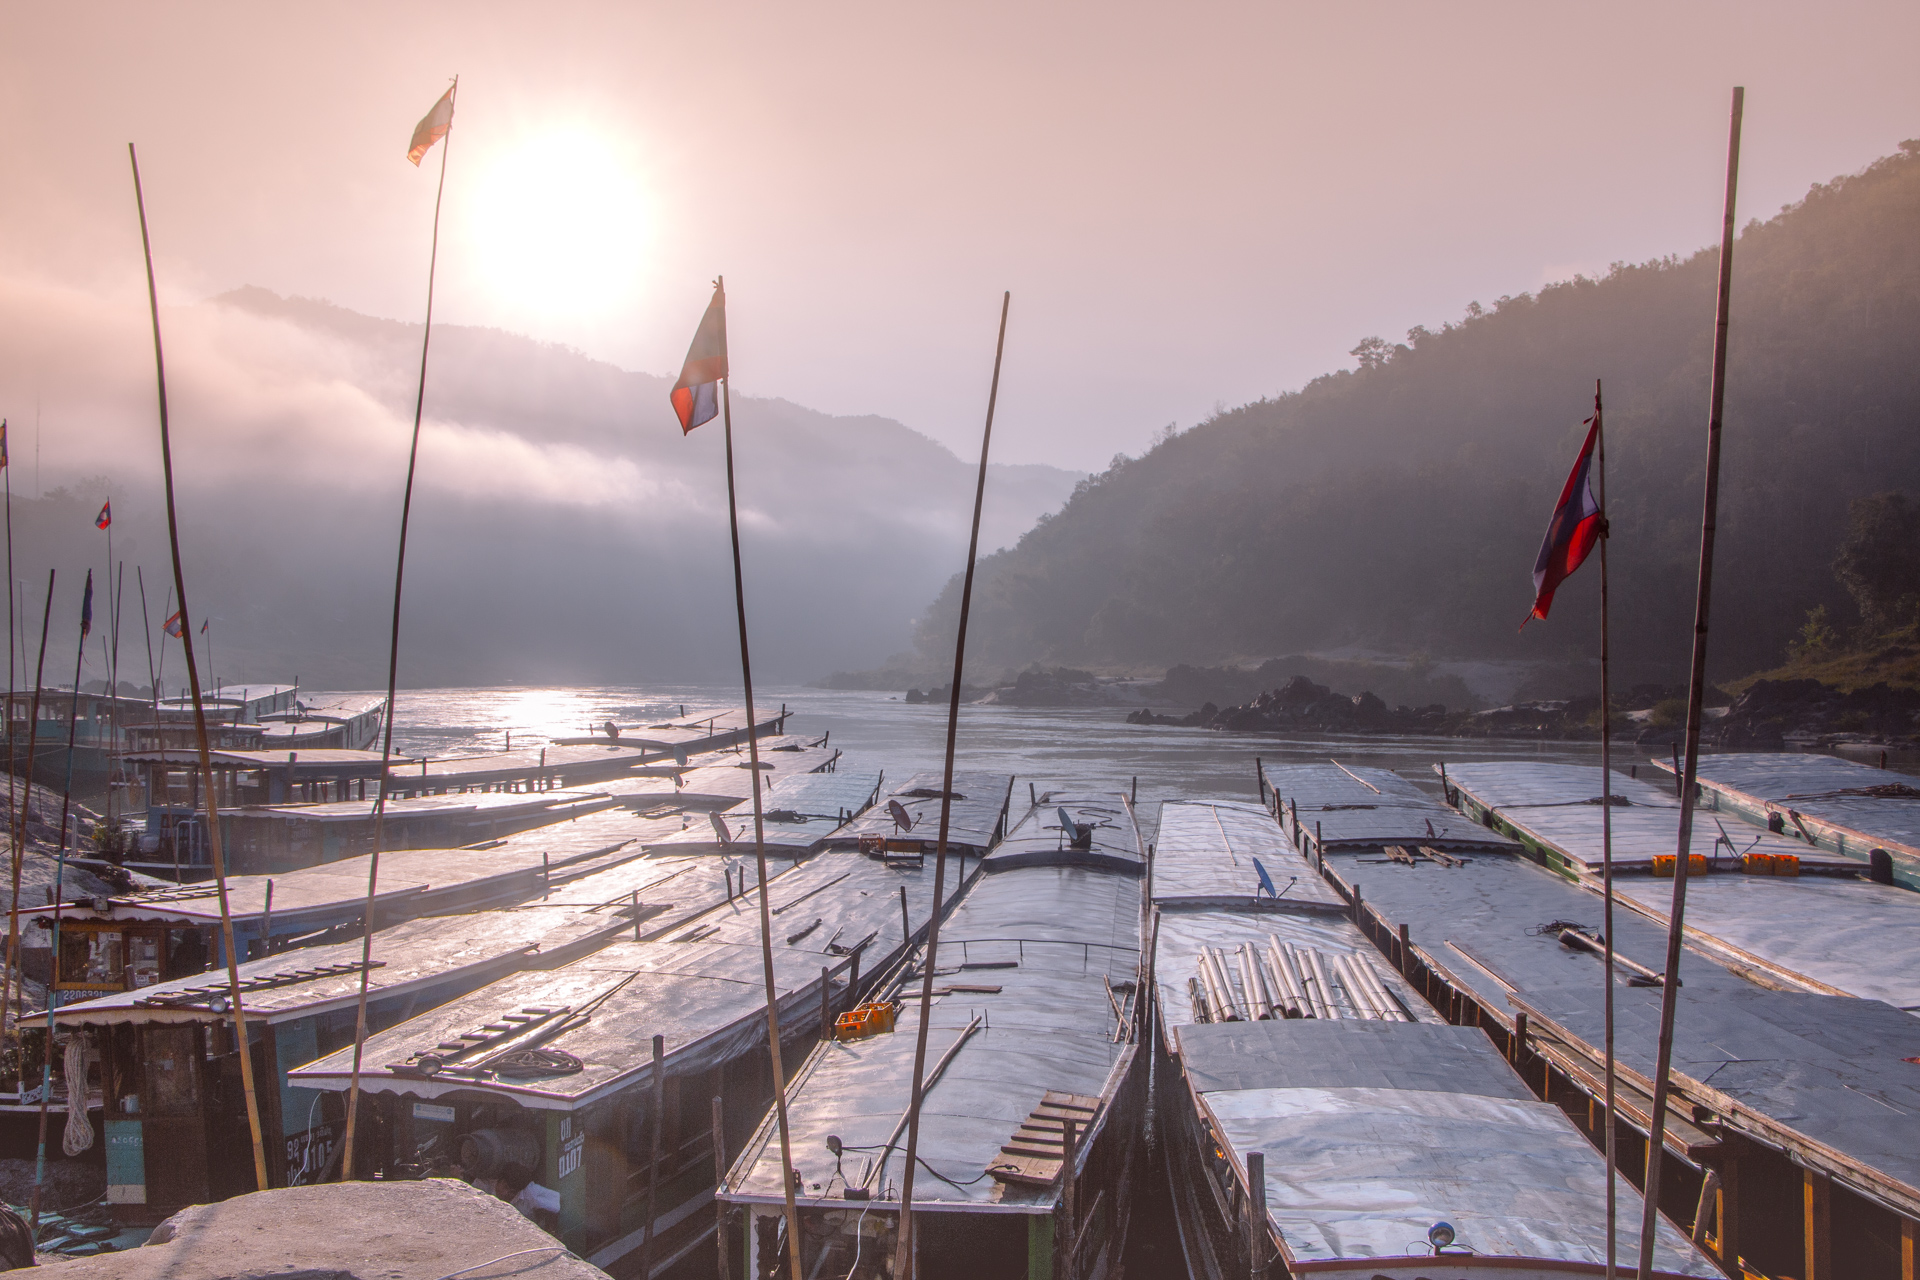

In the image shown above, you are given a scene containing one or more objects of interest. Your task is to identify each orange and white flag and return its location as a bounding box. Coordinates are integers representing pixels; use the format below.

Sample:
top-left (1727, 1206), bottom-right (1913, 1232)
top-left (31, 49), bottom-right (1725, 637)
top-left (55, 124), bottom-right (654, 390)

top-left (407, 84), bottom-right (456, 165)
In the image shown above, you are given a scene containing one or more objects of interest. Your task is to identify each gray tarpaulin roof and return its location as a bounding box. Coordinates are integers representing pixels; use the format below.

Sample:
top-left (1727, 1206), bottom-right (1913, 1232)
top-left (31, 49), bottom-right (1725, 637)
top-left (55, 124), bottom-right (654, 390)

top-left (1264, 762), bottom-right (1518, 853)
top-left (724, 796), bottom-right (1144, 1212)
top-left (1446, 761), bottom-right (1813, 871)
top-left (1653, 751), bottom-right (1920, 879)
top-left (981, 791), bottom-right (1143, 873)
top-left (1183, 1021), bottom-right (1719, 1275)
top-left (1320, 844), bottom-right (1920, 1219)
top-left (824, 772), bottom-right (1015, 854)
top-left (1150, 799), bottom-right (1345, 910)
top-left (649, 771), bottom-right (883, 857)
top-left (291, 848), bottom-right (966, 1111)
top-left (1443, 760), bottom-right (1920, 1005)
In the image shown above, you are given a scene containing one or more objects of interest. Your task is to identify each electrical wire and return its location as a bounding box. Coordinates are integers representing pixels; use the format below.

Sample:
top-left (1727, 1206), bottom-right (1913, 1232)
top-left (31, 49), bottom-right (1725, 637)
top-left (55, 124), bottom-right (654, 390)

top-left (430, 1245), bottom-right (574, 1280)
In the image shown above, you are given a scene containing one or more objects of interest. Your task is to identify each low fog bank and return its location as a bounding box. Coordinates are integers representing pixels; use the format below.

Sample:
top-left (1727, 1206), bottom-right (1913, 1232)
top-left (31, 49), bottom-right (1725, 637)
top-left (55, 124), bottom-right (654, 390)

top-left (1, 287), bottom-right (1081, 688)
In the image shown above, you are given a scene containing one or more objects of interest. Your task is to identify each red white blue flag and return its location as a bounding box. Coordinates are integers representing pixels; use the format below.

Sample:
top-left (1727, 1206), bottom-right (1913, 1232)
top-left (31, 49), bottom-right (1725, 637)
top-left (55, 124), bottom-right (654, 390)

top-left (1526, 413), bottom-right (1603, 624)
top-left (96, 500), bottom-right (111, 529)
top-left (671, 281), bottom-right (728, 434)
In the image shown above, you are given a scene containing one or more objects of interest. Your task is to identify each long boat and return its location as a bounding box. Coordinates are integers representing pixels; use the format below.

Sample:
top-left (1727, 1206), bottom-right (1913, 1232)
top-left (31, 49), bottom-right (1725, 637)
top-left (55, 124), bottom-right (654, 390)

top-left (286, 785), bottom-right (999, 1276)
top-left (1443, 761), bottom-right (1920, 1011)
top-left (48, 902), bottom-right (633, 1218)
top-left (1287, 762), bottom-right (1920, 1280)
top-left (1170, 784), bottom-right (1723, 1279)
top-left (718, 789), bottom-right (1147, 1280)
top-left (1648, 751), bottom-right (1920, 890)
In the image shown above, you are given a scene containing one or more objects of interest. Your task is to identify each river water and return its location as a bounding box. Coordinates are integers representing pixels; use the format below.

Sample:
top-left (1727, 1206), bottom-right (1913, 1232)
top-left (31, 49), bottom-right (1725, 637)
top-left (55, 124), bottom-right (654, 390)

top-left (374, 682), bottom-right (1612, 803)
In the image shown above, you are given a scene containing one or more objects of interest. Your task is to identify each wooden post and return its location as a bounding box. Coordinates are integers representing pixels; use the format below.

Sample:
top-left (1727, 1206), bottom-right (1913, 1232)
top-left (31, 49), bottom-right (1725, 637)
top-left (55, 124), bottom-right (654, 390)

top-left (1061, 1116), bottom-right (1078, 1279)
top-left (713, 1095), bottom-right (730, 1280)
top-left (644, 1033), bottom-right (665, 1280)
top-left (1714, 1139), bottom-right (1739, 1255)
top-left (1314, 821), bottom-right (1322, 870)
top-left (632, 890), bottom-right (641, 942)
top-left (1511, 1011), bottom-right (1527, 1065)
top-left (1798, 1167), bottom-right (1831, 1280)
top-left (1898, 1214), bottom-right (1913, 1280)
top-left (1639, 90), bottom-right (1747, 1280)
top-left (900, 885), bottom-right (910, 949)
top-left (1351, 883), bottom-right (1362, 929)
top-left (820, 966), bottom-right (832, 1039)
top-left (1246, 1150), bottom-right (1267, 1280)
top-left (1397, 923), bottom-right (1411, 978)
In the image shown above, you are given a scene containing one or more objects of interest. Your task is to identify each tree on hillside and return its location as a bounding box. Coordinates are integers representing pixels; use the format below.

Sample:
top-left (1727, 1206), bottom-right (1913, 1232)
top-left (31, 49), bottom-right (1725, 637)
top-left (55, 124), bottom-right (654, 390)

top-left (1834, 492), bottom-right (1920, 629)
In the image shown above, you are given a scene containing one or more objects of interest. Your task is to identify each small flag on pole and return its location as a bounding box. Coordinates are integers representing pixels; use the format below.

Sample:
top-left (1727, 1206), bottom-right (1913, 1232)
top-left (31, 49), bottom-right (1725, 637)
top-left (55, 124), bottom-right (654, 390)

top-left (163, 609), bottom-right (183, 639)
top-left (81, 571), bottom-right (94, 639)
top-left (670, 281), bottom-right (728, 434)
top-left (201, 618), bottom-right (209, 635)
top-left (95, 500), bottom-right (111, 530)
top-left (1524, 413), bottom-right (1604, 624)
top-left (407, 84), bottom-right (456, 166)
top-left (0, 420), bottom-right (8, 471)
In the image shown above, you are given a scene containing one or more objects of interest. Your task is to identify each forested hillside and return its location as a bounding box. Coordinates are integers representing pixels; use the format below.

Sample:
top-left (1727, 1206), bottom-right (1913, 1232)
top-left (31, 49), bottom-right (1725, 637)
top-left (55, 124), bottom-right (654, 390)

top-left (913, 141), bottom-right (1920, 689)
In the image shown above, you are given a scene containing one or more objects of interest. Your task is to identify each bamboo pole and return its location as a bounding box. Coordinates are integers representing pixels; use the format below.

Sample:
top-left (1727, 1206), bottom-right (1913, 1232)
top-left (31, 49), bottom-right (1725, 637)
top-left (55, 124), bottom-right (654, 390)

top-left (129, 142), bottom-right (269, 1191)
top-left (893, 292), bottom-right (1011, 1280)
top-left (0, 459), bottom-right (22, 1041)
top-left (718, 358), bottom-right (804, 1280)
top-left (1637, 86), bottom-right (1743, 1280)
top-left (1597, 379), bottom-right (1619, 1279)
top-left (2, 576), bottom-right (51, 1048)
top-left (33, 574), bottom-right (94, 1227)
top-left (342, 77), bottom-right (456, 1177)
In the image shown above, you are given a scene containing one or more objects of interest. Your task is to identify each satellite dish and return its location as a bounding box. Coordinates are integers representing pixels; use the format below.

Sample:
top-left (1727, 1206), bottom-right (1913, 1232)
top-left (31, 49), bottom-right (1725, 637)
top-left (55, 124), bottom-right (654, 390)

top-left (1057, 807), bottom-right (1092, 849)
top-left (709, 812), bottom-right (733, 844)
top-left (888, 799), bottom-right (915, 832)
top-left (1253, 856), bottom-right (1277, 898)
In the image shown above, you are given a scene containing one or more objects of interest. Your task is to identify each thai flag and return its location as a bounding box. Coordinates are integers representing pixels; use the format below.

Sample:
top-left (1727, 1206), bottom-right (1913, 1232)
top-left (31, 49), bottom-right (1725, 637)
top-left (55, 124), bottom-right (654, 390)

top-left (670, 281), bottom-right (728, 434)
top-left (1526, 415), bottom-right (1604, 623)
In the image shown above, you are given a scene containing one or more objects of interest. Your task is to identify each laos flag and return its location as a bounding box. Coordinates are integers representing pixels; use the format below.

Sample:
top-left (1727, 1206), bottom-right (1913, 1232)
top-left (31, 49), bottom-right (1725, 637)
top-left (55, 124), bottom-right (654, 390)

top-left (1526, 414), bottom-right (1603, 623)
top-left (670, 280), bottom-right (728, 434)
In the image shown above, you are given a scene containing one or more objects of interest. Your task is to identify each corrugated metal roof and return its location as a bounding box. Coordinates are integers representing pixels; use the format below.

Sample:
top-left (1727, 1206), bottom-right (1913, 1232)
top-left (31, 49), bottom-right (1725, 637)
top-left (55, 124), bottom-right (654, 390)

top-left (724, 839), bottom-right (1143, 1212)
top-left (1265, 762), bottom-right (1519, 853)
top-left (53, 905), bottom-right (621, 1027)
top-left (290, 848), bottom-right (967, 1111)
top-left (1150, 799), bottom-right (1345, 910)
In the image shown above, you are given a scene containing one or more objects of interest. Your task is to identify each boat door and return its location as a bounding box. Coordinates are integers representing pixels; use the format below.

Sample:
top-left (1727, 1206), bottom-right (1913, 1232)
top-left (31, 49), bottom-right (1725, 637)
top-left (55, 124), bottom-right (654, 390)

top-left (139, 1024), bottom-right (211, 1212)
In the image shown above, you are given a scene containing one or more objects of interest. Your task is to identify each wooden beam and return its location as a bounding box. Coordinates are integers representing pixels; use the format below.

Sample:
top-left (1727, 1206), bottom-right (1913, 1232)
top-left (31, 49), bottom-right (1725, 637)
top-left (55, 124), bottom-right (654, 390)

top-left (1804, 1167), bottom-right (1832, 1280)
top-left (1902, 1214), bottom-right (1915, 1280)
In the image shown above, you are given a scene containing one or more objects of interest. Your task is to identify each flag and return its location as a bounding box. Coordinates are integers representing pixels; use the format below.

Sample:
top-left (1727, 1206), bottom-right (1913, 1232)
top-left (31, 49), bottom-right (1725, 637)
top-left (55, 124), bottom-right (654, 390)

top-left (80, 571), bottom-right (93, 639)
top-left (163, 609), bottom-right (183, 638)
top-left (95, 500), bottom-right (111, 530)
top-left (201, 619), bottom-right (209, 635)
top-left (407, 84), bottom-right (456, 166)
top-left (0, 420), bottom-right (8, 471)
top-left (1525, 413), bottom-right (1604, 624)
top-left (670, 281), bottom-right (728, 433)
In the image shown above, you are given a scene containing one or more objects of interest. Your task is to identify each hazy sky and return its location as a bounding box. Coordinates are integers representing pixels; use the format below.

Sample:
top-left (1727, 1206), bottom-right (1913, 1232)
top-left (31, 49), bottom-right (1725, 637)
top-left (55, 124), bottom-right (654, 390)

top-left (6, 1), bottom-right (1919, 471)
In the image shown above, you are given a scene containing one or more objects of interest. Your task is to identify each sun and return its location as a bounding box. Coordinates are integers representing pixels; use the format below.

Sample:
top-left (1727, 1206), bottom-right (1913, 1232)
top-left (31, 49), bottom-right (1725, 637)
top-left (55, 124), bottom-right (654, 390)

top-left (467, 127), bottom-right (651, 325)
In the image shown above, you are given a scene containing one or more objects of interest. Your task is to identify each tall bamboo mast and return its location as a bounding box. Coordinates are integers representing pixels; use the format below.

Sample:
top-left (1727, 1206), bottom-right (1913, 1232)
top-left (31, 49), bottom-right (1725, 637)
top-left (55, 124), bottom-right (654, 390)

top-left (1636, 86), bottom-right (1744, 1280)
top-left (129, 142), bottom-right (270, 1190)
top-left (893, 292), bottom-right (1011, 1280)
